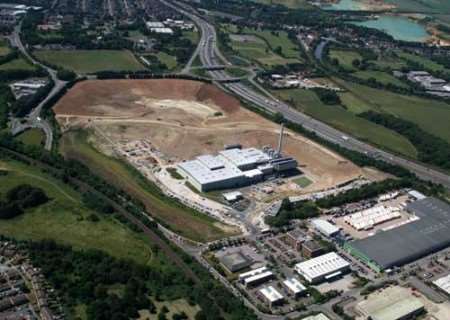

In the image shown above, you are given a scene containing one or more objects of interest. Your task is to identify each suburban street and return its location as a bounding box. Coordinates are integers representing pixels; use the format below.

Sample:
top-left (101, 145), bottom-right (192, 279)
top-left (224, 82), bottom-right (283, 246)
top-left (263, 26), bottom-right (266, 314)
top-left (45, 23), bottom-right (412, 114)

top-left (165, 0), bottom-right (450, 190)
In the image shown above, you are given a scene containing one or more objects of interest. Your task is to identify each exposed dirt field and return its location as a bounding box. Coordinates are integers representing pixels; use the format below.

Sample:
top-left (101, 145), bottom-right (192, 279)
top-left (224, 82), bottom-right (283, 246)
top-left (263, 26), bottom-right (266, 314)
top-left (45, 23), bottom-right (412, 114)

top-left (54, 79), bottom-right (373, 193)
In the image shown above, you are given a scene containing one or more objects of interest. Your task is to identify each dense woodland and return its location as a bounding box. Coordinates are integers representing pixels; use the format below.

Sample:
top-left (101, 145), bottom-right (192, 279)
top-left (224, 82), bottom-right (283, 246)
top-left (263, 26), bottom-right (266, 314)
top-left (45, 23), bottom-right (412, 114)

top-left (0, 184), bottom-right (49, 219)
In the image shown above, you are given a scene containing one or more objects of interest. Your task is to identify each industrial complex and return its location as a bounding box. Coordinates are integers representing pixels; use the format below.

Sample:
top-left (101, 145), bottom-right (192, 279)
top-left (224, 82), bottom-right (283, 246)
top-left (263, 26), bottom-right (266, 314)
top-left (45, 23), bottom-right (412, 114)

top-left (177, 125), bottom-right (298, 192)
top-left (344, 197), bottom-right (450, 272)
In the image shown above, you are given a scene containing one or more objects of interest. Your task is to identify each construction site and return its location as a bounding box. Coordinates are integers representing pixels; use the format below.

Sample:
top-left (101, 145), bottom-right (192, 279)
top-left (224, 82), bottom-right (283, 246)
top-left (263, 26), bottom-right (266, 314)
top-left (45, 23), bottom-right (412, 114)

top-left (53, 79), bottom-right (385, 233)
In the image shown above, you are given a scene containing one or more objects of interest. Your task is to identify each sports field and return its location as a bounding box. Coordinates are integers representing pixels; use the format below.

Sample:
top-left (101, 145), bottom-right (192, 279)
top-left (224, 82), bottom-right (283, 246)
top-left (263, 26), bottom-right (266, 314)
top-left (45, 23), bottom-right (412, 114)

top-left (0, 160), bottom-right (153, 265)
top-left (35, 50), bottom-right (145, 74)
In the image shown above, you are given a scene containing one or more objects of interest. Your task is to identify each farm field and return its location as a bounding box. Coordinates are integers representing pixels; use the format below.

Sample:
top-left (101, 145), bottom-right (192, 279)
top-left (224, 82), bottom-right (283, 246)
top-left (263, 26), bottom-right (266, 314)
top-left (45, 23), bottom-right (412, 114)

top-left (0, 39), bottom-right (11, 56)
top-left (272, 88), bottom-right (418, 158)
top-left (155, 51), bottom-right (178, 70)
top-left (334, 79), bottom-right (450, 144)
top-left (353, 70), bottom-right (409, 88)
top-left (53, 79), bottom-right (366, 205)
top-left (397, 51), bottom-right (449, 72)
top-left (14, 128), bottom-right (45, 146)
top-left (0, 160), bottom-right (153, 265)
top-left (34, 50), bottom-right (145, 74)
top-left (0, 58), bottom-right (36, 71)
top-left (329, 49), bottom-right (362, 71)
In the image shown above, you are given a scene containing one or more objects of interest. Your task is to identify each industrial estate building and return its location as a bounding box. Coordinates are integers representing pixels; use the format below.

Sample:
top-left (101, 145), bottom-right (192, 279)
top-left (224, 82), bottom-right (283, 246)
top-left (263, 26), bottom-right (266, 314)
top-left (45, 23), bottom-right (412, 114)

top-left (356, 286), bottom-right (425, 320)
top-left (258, 286), bottom-right (284, 307)
top-left (282, 277), bottom-right (306, 297)
top-left (433, 274), bottom-right (450, 296)
top-left (239, 266), bottom-right (274, 287)
top-left (294, 252), bottom-right (350, 284)
top-left (218, 251), bottom-right (253, 273)
top-left (311, 219), bottom-right (340, 237)
top-left (344, 197), bottom-right (450, 272)
top-left (177, 125), bottom-right (298, 191)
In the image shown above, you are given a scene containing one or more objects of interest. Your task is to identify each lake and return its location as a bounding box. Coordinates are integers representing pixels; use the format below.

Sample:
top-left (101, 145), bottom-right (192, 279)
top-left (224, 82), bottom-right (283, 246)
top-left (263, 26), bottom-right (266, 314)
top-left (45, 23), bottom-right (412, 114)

top-left (352, 15), bottom-right (430, 42)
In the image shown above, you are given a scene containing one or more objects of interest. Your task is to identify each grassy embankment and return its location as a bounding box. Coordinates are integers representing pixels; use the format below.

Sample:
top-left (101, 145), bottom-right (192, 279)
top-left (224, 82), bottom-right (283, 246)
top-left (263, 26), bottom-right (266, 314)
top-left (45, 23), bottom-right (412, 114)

top-left (34, 50), bottom-right (145, 74)
top-left (14, 128), bottom-right (45, 146)
top-left (59, 130), bottom-right (239, 242)
top-left (0, 159), bottom-right (153, 265)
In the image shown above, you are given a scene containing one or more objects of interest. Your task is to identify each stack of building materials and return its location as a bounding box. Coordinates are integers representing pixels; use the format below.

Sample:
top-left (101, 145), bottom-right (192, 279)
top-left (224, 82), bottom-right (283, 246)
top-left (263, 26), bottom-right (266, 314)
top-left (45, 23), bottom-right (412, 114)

top-left (344, 205), bottom-right (401, 231)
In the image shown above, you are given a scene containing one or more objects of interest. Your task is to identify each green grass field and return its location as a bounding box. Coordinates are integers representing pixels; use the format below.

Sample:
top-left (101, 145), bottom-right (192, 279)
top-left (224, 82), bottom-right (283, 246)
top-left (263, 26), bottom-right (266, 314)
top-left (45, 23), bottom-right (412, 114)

top-left (138, 299), bottom-right (200, 320)
top-left (35, 50), bottom-right (145, 74)
top-left (59, 130), bottom-right (239, 242)
top-left (0, 160), bottom-right (153, 265)
top-left (397, 51), bottom-right (448, 72)
top-left (14, 128), bottom-right (45, 146)
top-left (329, 49), bottom-right (362, 71)
top-left (353, 70), bottom-right (409, 88)
top-left (0, 39), bottom-right (11, 56)
top-left (273, 88), bottom-right (418, 158)
top-left (155, 52), bottom-right (178, 70)
top-left (0, 58), bottom-right (36, 71)
top-left (334, 79), bottom-right (450, 144)
top-left (293, 176), bottom-right (312, 188)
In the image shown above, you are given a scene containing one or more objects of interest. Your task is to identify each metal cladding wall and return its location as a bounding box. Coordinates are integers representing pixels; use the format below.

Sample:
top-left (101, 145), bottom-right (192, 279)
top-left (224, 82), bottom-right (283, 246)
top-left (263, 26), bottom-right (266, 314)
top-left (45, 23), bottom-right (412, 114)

top-left (346, 197), bottom-right (450, 271)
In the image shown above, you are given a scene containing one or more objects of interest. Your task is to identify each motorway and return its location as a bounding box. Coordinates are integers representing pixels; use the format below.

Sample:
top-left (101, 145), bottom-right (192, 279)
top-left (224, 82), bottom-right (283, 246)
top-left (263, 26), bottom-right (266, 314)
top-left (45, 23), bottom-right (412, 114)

top-left (8, 24), bottom-right (67, 150)
top-left (165, 0), bottom-right (450, 190)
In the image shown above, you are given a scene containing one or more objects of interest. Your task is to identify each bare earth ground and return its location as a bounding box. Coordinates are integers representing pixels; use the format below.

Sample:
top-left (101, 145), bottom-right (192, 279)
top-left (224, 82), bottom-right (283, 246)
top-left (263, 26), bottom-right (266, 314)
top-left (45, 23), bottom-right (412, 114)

top-left (54, 79), bottom-right (374, 193)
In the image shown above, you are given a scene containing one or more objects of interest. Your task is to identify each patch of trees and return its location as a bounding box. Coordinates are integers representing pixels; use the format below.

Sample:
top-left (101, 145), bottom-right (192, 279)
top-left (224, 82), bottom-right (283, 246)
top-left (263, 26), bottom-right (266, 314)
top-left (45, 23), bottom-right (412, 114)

top-left (316, 179), bottom-right (411, 209)
top-left (359, 111), bottom-right (450, 171)
top-left (0, 84), bottom-right (15, 130)
top-left (313, 88), bottom-right (341, 105)
top-left (265, 198), bottom-right (319, 227)
top-left (11, 80), bottom-right (53, 117)
top-left (56, 69), bottom-right (76, 81)
top-left (0, 184), bottom-right (49, 219)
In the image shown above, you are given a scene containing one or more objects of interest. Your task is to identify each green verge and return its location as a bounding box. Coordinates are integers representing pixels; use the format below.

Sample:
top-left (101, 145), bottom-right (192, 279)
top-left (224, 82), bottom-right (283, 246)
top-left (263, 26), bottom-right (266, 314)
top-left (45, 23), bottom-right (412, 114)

top-left (14, 128), bottom-right (45, 146)
top-left (0, 159), bottom-right (153, 265)
top-left (59, 130), bottom-right (239, 242)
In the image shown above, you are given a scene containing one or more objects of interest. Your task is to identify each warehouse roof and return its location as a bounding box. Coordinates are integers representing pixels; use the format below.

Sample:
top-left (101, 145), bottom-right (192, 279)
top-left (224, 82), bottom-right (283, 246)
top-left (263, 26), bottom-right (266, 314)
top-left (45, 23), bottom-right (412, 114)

top-left (259, 286), bottom-right (283, 302)
top-left (301, 314), bottom-right (330, 320)
top-left (178, 157), bottom-right (242, 185)
top-left (283, 278), bottom-right (306, 294)
top-left (348, 197), bottom-right (450, 269)
top-left (219, 148), bottom-right (270, 168)
top-left (311, 219), bottom-right (340, 236)
top-left (295, 252), bottom-right (349, 280)
top-left (433, 274), bottom-right (450, 295)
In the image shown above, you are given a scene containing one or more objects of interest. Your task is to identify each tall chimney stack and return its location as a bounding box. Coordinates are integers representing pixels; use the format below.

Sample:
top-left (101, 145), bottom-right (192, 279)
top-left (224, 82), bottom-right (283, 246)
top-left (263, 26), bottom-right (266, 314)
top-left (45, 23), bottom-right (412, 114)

top-left (277, 123), bottom-right (284, 157)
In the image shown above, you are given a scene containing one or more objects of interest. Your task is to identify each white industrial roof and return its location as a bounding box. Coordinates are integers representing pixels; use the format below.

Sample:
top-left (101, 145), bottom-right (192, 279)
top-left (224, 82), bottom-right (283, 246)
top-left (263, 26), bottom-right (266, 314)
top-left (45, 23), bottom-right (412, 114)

top-left (198, 155), bottom-right (225, 170)
top-left (239, 266), bottom-right (268, 280)
top-left (433, 274), bottom-right (450, 294)
top-left (150, 27), bottom-right (174, 34)
top-left (178, 158), bottom-right (242, 185)
top-left (283, 278), bottom-right (306, 294)
top-left (223, 191), bottom-right (243, 202)
top-left (259, 286), bottom-right (283, 302)
top-left (244, 168), bottom-right (263, 178)
top-left (301, 314), bottom-right (330, 320)
top-left (311, 219), bottom-right (340, 236)
top-left (146, 21), bottom-right (164, 28)
top-left (244, 271), bottom-right (273, 285)
top-left (295, 252), bottom-right (349, 281)
top-left (408, 190), bottom-right (426, 200)
top-left (219, 148), bottom-right (270, 168)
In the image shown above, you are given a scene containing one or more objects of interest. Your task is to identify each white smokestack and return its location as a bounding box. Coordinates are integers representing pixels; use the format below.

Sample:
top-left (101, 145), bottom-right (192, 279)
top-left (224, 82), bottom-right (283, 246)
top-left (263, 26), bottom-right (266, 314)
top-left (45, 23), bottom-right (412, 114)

top-left (277, 123), bottom-right (284, 156)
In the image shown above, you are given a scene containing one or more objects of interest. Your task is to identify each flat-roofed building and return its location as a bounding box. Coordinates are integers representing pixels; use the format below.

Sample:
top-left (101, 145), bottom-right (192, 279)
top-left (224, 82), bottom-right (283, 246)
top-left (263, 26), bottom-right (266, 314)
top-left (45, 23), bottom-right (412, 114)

top-left (433, 274), bottom-right (450, 295)
top-left (286, 229), bottom-right (309, 251)
top-left (258, 286), bottom-right (284, 307)
top-left (239, 266), bottom-right (274, 287)
top-left (302, 240), bottom-right (324, 258)
top-left (301, 314), bottom-right (331, 320)
top-left (356, 286), bottom-right (425, 320)
top-left (295, 252), bottom-right (350, 284)
top-left (219, 148), bottom-right (270, 170)
top-left (218, 251), bottom-right (252, 273)
top-left (311, 219), bottom-right (340, 237)
top-left (282, 277), bottom-right (306, 297)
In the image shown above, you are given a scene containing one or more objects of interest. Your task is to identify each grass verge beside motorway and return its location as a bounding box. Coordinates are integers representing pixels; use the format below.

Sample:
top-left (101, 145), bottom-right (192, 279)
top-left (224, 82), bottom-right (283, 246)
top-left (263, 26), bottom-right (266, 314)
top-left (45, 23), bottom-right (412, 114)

top-left (0, 159), bottom-right (153, 265)
top-left (272, 88), bottom-right (418, 158)
top-left (59, 130), bottom-right (240, 242)
top-left (34, 49), bottom-right (145, 74)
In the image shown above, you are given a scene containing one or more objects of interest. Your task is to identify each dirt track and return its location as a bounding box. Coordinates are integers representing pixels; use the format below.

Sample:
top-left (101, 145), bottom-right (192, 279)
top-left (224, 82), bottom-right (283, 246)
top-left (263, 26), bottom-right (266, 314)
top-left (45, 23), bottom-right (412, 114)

top-left (54, 79), bottom-right (368, 192)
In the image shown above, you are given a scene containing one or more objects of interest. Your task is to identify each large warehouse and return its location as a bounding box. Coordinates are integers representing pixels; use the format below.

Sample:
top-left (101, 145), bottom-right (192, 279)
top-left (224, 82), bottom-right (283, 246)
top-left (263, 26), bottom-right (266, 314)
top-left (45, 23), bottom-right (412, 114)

top-left (294, 252), bottom-right (350, 284)
top-left (345, 197), bottom-right (450, 272)
top-left (177, 126), bottom-right (298, 191)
